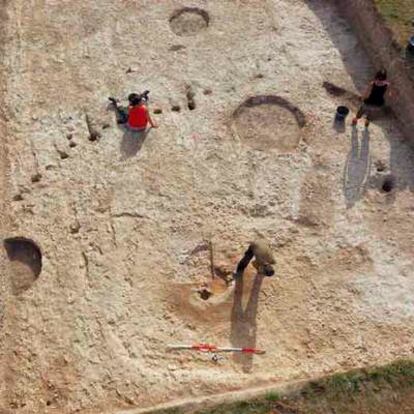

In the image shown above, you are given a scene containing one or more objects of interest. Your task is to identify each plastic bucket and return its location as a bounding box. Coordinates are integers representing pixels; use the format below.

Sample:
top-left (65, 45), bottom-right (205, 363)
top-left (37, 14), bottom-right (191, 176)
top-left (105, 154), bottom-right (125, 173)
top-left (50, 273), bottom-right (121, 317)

top-left (408, 36), bottom-right (414, 53)
top-left (335, 105), bottom-right (349, 122)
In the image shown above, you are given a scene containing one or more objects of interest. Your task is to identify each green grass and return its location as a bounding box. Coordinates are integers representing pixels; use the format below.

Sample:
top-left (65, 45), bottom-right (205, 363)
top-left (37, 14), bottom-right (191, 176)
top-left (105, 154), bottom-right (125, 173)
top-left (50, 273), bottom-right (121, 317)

top-left (155, 360), bottom-right (414, 414)
top-left (301, 359), bottom-right (414, 400)
top-left (374, 0), bottom-right (413, 45)
top-left (197, 359), bottom-right (414, 414)
top-left (265, 391), bottom-right (281, 402)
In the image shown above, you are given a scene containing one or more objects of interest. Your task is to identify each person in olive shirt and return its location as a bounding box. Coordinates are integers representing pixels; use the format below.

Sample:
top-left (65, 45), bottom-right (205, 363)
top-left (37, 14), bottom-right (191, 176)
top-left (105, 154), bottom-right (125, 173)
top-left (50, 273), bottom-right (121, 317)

top-left (234, 239), bottom-right (275, 279)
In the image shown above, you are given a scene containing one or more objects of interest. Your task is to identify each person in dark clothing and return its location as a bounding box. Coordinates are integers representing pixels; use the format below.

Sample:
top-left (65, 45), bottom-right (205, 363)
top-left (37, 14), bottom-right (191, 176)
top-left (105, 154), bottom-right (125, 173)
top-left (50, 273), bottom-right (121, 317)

top-left (352, 70), bottom-right (390, 128)
top-left (234, 239), bottom-right (275, 279)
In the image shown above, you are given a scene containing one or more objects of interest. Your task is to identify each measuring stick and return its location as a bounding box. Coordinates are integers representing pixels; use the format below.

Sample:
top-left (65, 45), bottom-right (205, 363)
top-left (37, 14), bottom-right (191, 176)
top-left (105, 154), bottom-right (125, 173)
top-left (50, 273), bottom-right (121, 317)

top-left (168, 343), bottom-right (265, 355)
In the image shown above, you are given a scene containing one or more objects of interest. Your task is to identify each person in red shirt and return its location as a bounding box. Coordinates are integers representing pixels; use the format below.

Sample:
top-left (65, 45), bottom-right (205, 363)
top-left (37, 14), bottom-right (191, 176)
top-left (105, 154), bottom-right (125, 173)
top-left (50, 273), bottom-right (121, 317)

top-left (127, 94), bottom-right (158, 131)
top-left (109, 93), bottom-right (158, 130)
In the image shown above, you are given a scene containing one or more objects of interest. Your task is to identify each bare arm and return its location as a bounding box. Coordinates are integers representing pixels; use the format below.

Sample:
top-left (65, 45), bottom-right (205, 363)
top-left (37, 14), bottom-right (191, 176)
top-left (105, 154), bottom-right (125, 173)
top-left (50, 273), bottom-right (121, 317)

top-left (386, 84), bottom-right (393, 99)
top-left (146, 107), bottom-right (158, 128)
top-left (362, 82), bottom-right (373, 100)
top-left (235, 245), bottom-right (254, 277)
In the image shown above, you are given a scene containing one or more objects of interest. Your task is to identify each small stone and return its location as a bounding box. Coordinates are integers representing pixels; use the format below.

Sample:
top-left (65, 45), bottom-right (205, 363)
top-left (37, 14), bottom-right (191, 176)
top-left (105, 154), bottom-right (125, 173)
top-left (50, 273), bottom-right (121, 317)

top-left (102, 123), bottom-right (110, 129)
top-left (187, 100), bottom-right (196, 111)
top-left (169, 44), bottom-right (186, 52)
top-left (69, 141), bottom-right (77, 148)
top-left (66, 133), bottom-right (73, 140)
top-left (153, 108), bottom-right (162, 114)
top-left (13, 194), bottom-right (23, 201)
top-left (69, 221), bottom-right (81, 234)
top-left (88, 131), bottom-right (101, 142)
top-left (58, 151), bottom-right (69, 159)
top-left (31, 173), bottom-right (42, 183)
top-left (171, 104), bottom-right (181, 112)
top-left (203, 88), bottom-right (212, 95)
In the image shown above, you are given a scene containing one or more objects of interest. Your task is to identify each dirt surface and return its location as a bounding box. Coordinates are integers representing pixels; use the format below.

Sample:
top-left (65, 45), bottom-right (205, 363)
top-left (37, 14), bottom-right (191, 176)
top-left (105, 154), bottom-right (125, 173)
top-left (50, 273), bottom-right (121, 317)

top-left (0, 0), bottom-right (414, 413)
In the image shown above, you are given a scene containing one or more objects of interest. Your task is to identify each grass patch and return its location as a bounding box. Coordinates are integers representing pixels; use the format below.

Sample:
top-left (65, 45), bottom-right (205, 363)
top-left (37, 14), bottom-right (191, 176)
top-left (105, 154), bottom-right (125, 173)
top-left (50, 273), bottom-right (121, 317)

top-left (301, 359), bottom-right (414, 400)
top-left (195, 359), bottom-right (414, 414)
top-left (198, 399), bottom-right (271, 414)
top-left (155, 360), bottom-right (414, 414)
top-left (374, 0), bottom-right (413, 46)
top-left (265, 391), bottom-right (281, 402)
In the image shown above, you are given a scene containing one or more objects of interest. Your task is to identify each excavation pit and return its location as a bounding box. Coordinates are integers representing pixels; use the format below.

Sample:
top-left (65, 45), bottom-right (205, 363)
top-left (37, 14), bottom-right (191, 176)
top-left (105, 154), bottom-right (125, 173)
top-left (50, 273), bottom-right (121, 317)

top-left (382, 175), bottom-right (396, 193)
top-left (198, 287), bottom-right (212, 301)
top-left (169, 7), bottom-right (209, 37)
top-left (233, 95), bottom-right (305, 152)
top-left (3, 237), bottom-right (42, 294)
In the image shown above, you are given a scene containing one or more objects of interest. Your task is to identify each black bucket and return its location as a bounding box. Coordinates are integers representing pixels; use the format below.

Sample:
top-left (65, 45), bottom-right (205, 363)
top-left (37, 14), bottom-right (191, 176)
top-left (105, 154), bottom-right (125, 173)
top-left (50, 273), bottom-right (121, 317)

top-left (335, 105), bottom-right (349, 122)
top-left (407, 36), bottom-right (414, 54)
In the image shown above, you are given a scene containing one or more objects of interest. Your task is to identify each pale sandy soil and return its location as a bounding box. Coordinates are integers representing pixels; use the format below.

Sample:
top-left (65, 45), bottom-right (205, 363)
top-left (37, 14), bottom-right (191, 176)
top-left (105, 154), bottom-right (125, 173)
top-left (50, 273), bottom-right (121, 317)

top-left (0, 0), bottom-right (413, 413)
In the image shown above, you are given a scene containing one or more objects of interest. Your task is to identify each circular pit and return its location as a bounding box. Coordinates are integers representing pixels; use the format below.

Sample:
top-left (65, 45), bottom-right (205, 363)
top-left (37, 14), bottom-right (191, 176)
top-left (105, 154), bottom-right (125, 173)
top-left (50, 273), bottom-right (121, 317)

top-left (233, 95), bottom-right (306, 152)
top-left (169, 7), bottom-right (209, 37)
top-left (3, 237), bottom-right (42, 295)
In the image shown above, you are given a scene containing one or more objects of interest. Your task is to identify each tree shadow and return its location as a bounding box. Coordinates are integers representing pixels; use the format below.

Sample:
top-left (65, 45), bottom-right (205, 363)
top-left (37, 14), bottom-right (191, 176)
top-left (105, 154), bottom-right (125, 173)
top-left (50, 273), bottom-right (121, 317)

top-left (304, 0), bottom-right (372, 92)
top-left (230, 273), bottom-right (263, 373)
top-left (343, 127), bottom-right (371, 208)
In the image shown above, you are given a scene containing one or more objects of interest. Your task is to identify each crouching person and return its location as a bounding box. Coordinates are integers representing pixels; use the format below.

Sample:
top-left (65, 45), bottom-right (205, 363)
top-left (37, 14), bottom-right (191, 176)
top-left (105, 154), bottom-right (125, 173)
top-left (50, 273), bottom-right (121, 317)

top-left (234, 239), bottom-right (275, 279)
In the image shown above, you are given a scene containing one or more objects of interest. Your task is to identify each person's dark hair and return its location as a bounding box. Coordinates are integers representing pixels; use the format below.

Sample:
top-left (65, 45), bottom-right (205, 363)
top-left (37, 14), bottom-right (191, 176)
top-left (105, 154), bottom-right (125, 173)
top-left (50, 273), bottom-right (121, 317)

top-left (130, 95), bottom-right (143, 106)
top-left (263, 264), bottom-right (275, 277)
top-left (128, 93), bottom-right (143, 106)
top-left (375, 69), bottom-right (387, 81)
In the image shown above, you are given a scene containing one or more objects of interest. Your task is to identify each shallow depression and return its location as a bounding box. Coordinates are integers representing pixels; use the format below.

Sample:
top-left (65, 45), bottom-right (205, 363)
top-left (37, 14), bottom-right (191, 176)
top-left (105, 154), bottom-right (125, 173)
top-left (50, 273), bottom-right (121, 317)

top-left (4, 237), bottom-right (42, 294)
top-left (169, 7), bottom-right (209, 36)
top-left (233, 95), bottom-right (305, 152)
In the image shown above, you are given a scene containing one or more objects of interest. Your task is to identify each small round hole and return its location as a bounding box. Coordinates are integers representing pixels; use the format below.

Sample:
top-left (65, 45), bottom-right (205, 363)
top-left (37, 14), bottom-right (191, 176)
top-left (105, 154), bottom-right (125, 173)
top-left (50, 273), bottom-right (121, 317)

top-left (198, 288), bottom-right (212, 301)
top-left (382, 176), bottom-right (395, 193)
top-left (4, 237), bottom-right (42, 294)
top-left (169, 7), bottom-right (209, 37)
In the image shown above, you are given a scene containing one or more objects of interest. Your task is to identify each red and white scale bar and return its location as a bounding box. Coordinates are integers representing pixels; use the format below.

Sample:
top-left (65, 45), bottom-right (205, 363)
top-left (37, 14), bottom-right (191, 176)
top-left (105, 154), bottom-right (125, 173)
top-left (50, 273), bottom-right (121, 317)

top-left (168, 343), bottom-right (266, 355)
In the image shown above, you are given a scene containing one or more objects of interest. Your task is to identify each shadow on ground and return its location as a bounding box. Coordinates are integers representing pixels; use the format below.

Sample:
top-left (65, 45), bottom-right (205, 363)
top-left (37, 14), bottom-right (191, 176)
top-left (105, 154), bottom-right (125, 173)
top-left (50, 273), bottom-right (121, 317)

top-left (120, 129), bottom-right (149, 159)
top-left (107, 102), bottom-right (151, 159)
top-left (344, 127), bottom-right (370, 208)
top-left (230, 273), bottom-right (263, 373)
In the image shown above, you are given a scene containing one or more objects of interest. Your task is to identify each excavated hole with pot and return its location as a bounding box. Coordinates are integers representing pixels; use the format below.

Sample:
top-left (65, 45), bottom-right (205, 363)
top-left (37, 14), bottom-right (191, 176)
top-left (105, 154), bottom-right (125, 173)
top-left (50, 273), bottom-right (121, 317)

top-left (3, 237), bottom-right (42, 295)
top-left (233, 95), bottom-right (306, 152)
top-left (169, 7), bottom-right (209, 36)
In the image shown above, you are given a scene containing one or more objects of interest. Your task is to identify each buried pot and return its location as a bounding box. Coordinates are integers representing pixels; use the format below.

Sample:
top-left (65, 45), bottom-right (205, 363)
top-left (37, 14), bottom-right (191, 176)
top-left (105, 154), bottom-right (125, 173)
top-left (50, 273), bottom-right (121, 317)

top-left (335, 105), bottom-right (350, 122)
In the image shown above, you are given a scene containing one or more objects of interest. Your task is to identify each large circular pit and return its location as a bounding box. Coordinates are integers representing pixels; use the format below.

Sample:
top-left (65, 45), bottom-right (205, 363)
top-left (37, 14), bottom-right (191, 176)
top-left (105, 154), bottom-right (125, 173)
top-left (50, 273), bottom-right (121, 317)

top-left (233, 95), bottom-right (306, 152)
top-left (4, 237), bottom-right (42, 295)
top-left (169, 7), bottom-right (209, 37)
